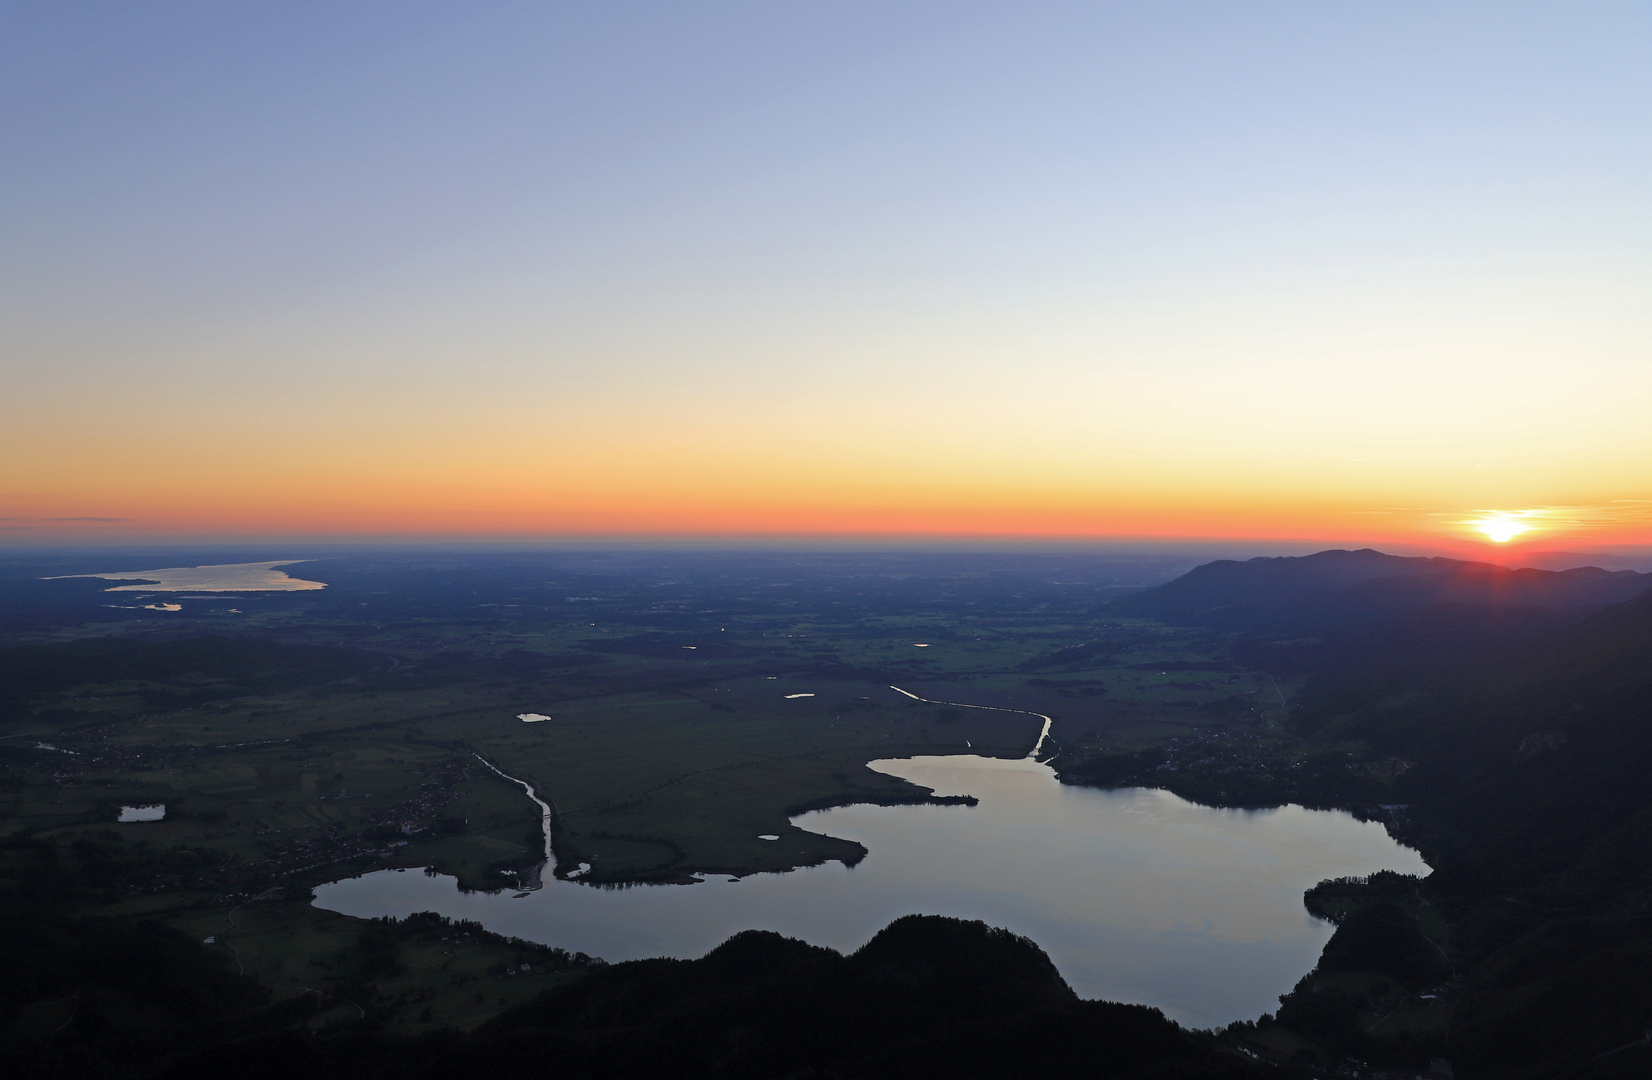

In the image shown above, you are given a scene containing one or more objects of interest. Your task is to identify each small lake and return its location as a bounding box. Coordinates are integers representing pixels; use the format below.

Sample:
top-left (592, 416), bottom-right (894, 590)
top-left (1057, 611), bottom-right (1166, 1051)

top-left (313, 754), bottom-right (1426, 1028)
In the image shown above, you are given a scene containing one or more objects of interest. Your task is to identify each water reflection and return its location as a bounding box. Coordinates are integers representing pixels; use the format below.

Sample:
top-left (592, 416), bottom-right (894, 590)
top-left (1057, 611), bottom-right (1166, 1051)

top-left (313, 754), bottom-right (1426, 1028)
top-left (47, 560), bottom-right (325, 591)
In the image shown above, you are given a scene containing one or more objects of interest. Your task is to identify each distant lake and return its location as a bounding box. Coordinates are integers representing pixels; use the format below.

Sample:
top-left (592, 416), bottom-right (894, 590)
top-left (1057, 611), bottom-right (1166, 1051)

top-left (47, 560), bottom-right (325, 592)
top-left (313, 754), bottom-right (1426, 1028)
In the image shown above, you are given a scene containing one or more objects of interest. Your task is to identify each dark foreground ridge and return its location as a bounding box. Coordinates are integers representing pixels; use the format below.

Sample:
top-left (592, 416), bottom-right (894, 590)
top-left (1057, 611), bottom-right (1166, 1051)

top-left (5, 911), bottom-right (1266, 1080)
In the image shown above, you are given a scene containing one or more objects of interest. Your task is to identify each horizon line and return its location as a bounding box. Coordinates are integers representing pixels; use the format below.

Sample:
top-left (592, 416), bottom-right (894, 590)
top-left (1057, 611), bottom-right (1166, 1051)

top-left (5, 534), bottom-right (1652, 557)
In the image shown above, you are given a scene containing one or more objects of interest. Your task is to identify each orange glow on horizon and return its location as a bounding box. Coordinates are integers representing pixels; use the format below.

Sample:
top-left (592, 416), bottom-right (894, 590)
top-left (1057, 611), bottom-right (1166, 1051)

top-left (6, 410), bottom-right (1652, 547)
top-left (8, 485), bottom-right (1652, 549)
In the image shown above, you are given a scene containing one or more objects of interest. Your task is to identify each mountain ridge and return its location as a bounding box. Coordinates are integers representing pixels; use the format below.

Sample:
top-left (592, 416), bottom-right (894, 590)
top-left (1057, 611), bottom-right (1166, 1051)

top-left (1110, 548), bottom-right (1651, 632)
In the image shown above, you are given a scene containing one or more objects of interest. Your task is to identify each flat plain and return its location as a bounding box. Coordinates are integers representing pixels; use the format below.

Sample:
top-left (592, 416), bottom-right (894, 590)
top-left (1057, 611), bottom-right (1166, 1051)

top-left (0, 550), bottom-right (1325, 1034)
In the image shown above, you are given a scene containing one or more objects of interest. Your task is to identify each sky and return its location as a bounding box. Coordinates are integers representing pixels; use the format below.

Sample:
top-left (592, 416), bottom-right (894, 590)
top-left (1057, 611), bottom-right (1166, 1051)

top-left (3, 2), bottom-right (1649, 549)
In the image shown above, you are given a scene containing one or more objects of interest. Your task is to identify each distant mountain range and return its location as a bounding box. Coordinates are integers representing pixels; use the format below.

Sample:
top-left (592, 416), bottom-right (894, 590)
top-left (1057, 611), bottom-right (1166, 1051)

top-left (1109, 548), bottom-right (1652, 632)
top-left (1448, 544), bottom-right (1652, 573)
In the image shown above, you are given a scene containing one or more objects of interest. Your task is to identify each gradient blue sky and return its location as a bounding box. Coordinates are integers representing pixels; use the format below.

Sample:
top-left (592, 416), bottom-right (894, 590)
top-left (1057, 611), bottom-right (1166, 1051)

top-left (3, 3), bottom-right (1649, 543)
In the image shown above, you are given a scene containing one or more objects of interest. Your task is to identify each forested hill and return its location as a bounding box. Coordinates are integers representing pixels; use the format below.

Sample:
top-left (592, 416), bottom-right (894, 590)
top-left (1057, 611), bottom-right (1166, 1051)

top-left (438, 915), bottom-right (1266, 1080)
top-left (0, 905), bottom-right (1270, 1080)
top-left (1291, 583), bottom-right (1652, 763)
top-left (1282, 586), bottom-right (1652, 1077)
top-left (1064, 551), bottom-right (1652, 1076)
top-left (1110, 548), bottom-right (1650, 632)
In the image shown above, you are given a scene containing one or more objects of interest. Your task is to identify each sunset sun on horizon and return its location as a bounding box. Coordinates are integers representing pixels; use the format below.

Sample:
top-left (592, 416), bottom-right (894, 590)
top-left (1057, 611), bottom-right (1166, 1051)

top-left (1472, 513), bottom-right (1535, 545)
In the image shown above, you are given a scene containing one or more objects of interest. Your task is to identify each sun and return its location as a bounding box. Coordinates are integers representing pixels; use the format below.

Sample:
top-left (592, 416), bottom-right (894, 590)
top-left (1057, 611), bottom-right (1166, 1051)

top-left (1473, 512), bottom-right (1531, 544)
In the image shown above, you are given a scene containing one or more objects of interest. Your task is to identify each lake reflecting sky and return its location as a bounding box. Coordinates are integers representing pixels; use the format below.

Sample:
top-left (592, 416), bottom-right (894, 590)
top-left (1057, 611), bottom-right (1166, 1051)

top-left (314, 754), bottom-right (1424, 1027)
top-left (49, 561), bottom-right (325, 591)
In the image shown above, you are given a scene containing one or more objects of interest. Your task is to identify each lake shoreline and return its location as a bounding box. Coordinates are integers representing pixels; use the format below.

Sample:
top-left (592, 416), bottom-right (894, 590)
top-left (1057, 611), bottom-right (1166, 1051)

top-left (313, 754), bottom-right (1426, 1029)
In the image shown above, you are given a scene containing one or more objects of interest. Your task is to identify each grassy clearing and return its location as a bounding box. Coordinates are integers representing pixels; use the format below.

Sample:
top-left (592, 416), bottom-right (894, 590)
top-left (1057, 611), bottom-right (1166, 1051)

top-left (420, 676), bottom-right (1039, 882)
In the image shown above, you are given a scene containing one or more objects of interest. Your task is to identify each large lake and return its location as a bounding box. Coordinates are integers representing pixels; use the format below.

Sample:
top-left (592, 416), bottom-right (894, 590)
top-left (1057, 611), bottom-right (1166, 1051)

top-left (47, 560), bottom-right (325, 591)
top-left (313, 754), bottom-right (1426, 1028)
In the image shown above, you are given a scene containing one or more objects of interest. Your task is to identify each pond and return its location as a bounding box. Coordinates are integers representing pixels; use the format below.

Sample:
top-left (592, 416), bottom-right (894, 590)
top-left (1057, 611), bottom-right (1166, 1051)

top-left (312, 754), bottom-right (1426, 1028)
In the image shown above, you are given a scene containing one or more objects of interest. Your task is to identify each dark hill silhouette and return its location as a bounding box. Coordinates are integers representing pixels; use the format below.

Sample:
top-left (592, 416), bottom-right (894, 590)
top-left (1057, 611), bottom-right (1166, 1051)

top-left (1291, 583), bottom-right (1652, 759)
top-left (1281, 587), bottom-right (1652, 1077)
top-left (144, 915), bottom-right (1268, 1080)
top-left (1077, 551), bottom-right (1652, 1075)
top-left (434, 914), bottom-right (1264, 1080)
top-left (1452, 544), bottom-right (1652, 573)
top-left (1110, 548), bottom-right (1650, 632)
